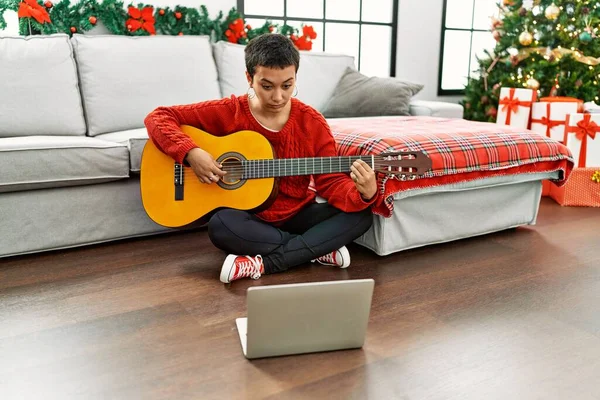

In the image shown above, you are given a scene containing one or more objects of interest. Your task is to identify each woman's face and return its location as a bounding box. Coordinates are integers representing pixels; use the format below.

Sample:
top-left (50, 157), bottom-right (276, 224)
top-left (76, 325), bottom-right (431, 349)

top-left (247, 65), bottom-right (296, 114)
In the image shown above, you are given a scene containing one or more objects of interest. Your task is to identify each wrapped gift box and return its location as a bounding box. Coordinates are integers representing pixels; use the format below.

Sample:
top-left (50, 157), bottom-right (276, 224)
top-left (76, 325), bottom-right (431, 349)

top-left (531, 101), bottom-right (579, 142)
top-left (496, 87), bottom-right (537, 128)
top-left (549, 168), bottom-right (600, 207)
top-left (564, 113), bottom-right (600, 168)
top-left (540, 96), bottom-right (584, 112)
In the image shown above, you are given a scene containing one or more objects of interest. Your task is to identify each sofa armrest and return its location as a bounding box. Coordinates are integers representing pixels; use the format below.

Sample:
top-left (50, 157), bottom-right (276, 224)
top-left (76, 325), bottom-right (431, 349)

top-left (409, 100), bottom-right (464, 119)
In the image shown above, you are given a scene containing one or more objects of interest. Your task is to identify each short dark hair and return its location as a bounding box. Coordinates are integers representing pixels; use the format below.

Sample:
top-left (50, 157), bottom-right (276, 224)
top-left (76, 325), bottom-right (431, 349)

top-left (245, 33), bottom-right (300, 79)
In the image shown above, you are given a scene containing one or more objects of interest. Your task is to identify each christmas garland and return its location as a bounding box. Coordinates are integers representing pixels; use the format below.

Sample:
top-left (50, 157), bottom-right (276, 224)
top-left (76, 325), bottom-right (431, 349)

top-left (0, 0), bottom-right (317, 50)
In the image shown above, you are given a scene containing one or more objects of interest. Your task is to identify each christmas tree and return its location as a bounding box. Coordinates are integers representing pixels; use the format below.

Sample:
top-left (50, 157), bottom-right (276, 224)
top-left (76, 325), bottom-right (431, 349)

top-left (462, 0), bottom-right (600, 122)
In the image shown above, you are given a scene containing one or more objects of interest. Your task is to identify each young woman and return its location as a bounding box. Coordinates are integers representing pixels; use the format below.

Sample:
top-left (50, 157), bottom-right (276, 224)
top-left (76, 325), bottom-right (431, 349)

top-left (144, 33), bottom-right (377, 283)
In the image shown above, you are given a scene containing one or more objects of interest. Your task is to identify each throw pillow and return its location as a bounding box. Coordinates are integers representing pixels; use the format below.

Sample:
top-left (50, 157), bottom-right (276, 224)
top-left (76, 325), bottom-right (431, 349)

top-left (321, 67), bottom-right (424, 118)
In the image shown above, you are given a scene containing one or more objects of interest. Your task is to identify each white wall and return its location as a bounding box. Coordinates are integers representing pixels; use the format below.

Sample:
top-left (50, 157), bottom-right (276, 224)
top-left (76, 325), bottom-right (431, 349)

top-left (395, 0), bottom-right (462, 103)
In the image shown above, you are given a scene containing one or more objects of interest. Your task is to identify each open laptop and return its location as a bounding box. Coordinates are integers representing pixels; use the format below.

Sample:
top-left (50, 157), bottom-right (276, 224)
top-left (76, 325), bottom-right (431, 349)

top-left (236, 278), bottom-right (375, 359)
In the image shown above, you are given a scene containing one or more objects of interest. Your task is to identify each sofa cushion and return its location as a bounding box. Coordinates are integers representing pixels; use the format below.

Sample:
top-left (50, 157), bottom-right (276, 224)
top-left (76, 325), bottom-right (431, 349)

top-left (296, 51), bottom-right (356, 112)
top-left (96, 128), bottom-right (149, 172)
top-left (321, 67), bottom-right (424, 118)
top-left (212, 41), bottom-right (248, 98)
top-left (71, 34), bottom-right (221, 136)
top-left (0, 34), bottom-right (86, 138)
top-left (212, 40), bottom-right (356, 112)
top-left (0, 136), bottom-right (129, 193)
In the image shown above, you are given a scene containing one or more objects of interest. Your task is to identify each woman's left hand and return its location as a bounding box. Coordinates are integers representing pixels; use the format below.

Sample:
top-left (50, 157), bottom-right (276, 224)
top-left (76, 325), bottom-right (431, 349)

top-left (350, 159), bottom-right (377, 201)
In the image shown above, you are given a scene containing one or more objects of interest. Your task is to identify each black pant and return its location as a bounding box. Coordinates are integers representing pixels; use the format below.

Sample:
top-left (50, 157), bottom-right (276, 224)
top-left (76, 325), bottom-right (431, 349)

top-left (207, 202), bottom-right (373, 274)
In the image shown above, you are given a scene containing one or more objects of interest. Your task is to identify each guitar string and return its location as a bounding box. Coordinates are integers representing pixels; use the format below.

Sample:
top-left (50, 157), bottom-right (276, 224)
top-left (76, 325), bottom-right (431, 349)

top-left (176, 165), bottom-right (410, 176)
top-left (174, 158), bottom-right (410, 172)
top-left (176, 163), bottom-right (414, 174)
top-left (175, 174), bottom-right (418, 187)
top-left (177, 169), bottom-right (418, 180)
top-left (177, 162), bottom-right (413, 171)
top-left (172, 155), bottom-right (415, 171)
top-left (174, 158), bottom-right (417, 177)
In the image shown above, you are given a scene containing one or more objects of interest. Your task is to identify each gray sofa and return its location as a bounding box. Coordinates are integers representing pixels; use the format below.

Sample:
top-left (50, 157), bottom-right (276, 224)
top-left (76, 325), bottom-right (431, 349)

top-left (0, 33), bottom-right (463, 258)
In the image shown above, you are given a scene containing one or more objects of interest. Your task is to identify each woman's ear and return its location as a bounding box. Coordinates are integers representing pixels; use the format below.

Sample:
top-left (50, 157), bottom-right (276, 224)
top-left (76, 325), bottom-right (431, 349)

top-left (245, 71), bottom-right (252, 86)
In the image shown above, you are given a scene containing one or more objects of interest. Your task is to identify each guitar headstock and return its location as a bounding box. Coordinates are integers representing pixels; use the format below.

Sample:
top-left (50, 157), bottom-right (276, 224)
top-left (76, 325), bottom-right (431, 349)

top-left (374, 150), bottom-right (432, 181)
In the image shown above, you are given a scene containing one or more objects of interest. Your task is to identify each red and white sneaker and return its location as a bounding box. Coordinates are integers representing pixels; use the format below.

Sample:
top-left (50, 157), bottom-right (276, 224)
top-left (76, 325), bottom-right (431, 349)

top-left (312, 246), bottom-right (351, 268)
top-left (220, 254), bottom-right (264, 283)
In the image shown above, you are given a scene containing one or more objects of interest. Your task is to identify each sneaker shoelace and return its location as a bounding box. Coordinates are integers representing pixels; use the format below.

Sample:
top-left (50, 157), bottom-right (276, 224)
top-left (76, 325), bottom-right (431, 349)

top-left (319, 252), bottom-right (336, 265)
top-left (236, 255), bottom-right (263, 280)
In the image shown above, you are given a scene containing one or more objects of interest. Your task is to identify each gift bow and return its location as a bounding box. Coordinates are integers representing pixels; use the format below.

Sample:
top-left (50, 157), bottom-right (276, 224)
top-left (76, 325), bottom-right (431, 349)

top-left (565, 114), bottom-right (600, 167)
top-left (499, 88), bottom-right (533, 125)
top-left (531, 103), bottom-right (565, 138)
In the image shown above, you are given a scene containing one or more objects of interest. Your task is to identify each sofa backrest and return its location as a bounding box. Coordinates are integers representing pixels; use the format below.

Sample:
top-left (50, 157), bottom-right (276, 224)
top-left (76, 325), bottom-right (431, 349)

top-left (71, 34), bottom-right (221, 136)
top-left (0, 34), bottom-right (87, 138)
top-left (212, 40), bottom-right (356, 112)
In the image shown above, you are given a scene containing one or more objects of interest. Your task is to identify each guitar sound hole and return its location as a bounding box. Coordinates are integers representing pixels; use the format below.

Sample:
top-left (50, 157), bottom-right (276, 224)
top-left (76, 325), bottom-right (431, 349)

top-left (221, 157), bottom-right (243, 185)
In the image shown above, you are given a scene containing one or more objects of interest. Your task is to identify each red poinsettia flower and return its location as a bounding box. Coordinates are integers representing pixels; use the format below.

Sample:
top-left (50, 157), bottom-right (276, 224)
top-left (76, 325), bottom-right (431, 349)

top-left (224, 29), bottom-right (237, 43)
top-left (225, 18), bottom-right (246, 43)
top-left (229, 18), bottom-right (244, 34)
top-left (126, 6), bottom-right (155, 35)
top-left (302, 25), bottom-right (317, 40)
top-left (18, 0), bottom-right (51, 24)
top-left (294, 35), bottom-right (313, 51)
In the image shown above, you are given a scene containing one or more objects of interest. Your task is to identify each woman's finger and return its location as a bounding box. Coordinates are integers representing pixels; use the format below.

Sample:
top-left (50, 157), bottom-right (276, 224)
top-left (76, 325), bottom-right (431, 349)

top-left (212, 161), bottom-right (227, 175)
top-left (211, 167), bottom-right (227, 177)
top-left (205, 174), bottom-right (216, 184)
top-left (353, 160), bottom-right (371, 176)
top-left (351, 165), bottom-right (365, 181)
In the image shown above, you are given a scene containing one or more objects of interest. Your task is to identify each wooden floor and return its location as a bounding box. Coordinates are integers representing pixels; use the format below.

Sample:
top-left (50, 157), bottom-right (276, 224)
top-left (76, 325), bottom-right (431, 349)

top-left (0, 198), bottom-right (599, 400)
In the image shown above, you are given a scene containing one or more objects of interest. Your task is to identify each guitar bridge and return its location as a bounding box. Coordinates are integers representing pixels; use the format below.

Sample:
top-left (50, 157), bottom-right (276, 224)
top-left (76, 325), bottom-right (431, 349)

top-left (174, 163), bottom-right (184, 201)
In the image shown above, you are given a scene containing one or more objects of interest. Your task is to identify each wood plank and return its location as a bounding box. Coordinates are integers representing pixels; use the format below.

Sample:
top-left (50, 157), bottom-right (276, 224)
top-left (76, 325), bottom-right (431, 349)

top-left (0, 198), bottom-right (599, 399)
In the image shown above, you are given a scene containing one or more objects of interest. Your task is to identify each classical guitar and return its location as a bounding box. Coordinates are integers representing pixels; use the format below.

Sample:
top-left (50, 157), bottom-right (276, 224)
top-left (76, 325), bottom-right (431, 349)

top-left (140, 125), bottom-right (432, 228)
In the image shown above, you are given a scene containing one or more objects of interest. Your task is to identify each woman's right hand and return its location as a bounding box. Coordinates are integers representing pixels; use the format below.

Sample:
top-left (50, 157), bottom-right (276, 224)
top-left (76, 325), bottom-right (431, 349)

top-left (185, 148), bottom-right (226, 184)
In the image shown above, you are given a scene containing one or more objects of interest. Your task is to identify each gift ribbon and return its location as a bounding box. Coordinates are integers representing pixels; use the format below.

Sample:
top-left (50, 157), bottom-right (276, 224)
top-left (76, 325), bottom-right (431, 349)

top-left (499, 88), bottom-right (533, 125)
top-left (531, 103), bottom-right (565, 138)
top-left (565, 114), bottom-right (600, 167)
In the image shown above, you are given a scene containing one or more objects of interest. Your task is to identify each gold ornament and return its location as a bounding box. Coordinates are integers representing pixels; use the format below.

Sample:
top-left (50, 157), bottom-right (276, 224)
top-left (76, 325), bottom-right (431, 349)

top-left (592, 171), bottom-right (600, 183)
top-left (519, 31), bottom-right (533, 46)
top-left (545, 3), bottom-right (560, 20)
top-left (526, 77), bottom-right (540, 90)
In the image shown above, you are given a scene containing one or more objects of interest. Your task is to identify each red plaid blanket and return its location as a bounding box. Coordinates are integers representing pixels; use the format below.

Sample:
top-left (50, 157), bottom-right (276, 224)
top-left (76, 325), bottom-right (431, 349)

top-left (328, 116), bottom-right (574, 217)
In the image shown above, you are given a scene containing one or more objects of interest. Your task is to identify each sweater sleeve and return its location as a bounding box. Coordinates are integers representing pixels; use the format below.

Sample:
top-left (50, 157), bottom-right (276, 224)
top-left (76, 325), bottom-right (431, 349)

top-left (144, 97), bottom-right (238, 164)
top-left (310, 114), bottom-right (377, 212)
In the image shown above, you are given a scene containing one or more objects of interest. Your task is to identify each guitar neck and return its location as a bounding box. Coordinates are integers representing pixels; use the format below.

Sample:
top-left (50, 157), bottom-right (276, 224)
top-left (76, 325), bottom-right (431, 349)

top-left (243, 155), bottom-right (374, 179)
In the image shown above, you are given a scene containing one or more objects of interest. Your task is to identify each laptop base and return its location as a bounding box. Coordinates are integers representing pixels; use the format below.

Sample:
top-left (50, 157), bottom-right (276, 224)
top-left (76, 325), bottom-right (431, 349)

top-left (236, 317), bottom-right (248, 357)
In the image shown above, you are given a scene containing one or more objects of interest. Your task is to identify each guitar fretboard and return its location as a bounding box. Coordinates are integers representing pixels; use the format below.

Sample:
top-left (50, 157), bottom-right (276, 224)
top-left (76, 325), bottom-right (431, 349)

top-left (242, 156), bottom-right (374, 179)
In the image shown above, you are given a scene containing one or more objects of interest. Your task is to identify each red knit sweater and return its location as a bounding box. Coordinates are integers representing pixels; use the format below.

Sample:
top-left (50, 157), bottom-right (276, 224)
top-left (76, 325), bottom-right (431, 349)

top-left (144, 95), bottom-right (374, 224)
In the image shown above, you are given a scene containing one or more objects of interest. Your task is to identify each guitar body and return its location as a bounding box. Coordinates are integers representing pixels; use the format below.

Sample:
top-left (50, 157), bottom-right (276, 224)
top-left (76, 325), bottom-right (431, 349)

top-left (140, 126), bottom-right (277, 228)
top-left (141, 125), bottom-right (432, 228)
